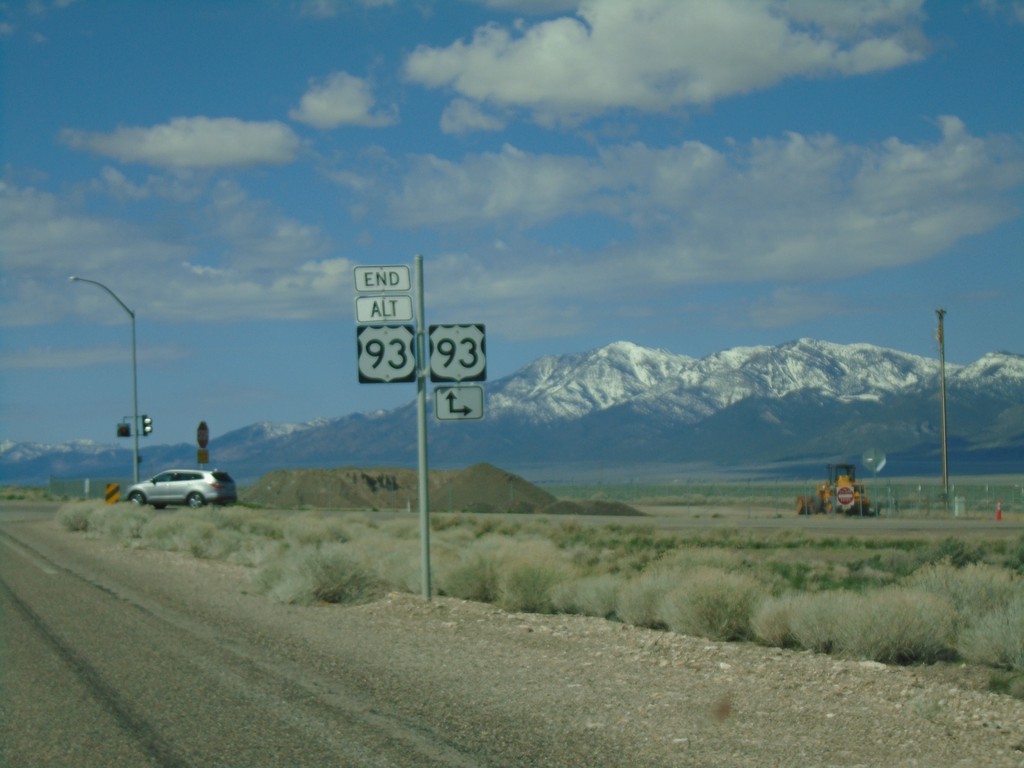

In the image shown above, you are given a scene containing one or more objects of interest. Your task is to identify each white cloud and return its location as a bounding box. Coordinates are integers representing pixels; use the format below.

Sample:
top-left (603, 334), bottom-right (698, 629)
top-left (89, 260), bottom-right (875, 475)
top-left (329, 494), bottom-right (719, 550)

top-left (0, 181), bottom-right (184, 275)
top-left (406, 0), bottom-right (926, 126)
top-left (391, 117), bottom-right (1024, 295)
top-left (290, 71), bottom-right (397, 129)
top-left (390, 144), bottom-right (603, 226)
top-left (197, 180), bottom-right (335, 274)
top-left (0, 343), bottom-right (186, 370)
top-left (734, 286), bottom-right (846, 329)
top-left (0, 175), bottom-right (345, 326)
top-left (468, 0), bottom-right (579, 12)
top-left (977, 0), bottom-right (1024, 23)
top-left (298, 0), bottom-right (395, 19)
top-left (92, 166), bottom-right (201, 204)
top-left (0, 181), bottom-right (190, 325)
top-left (61, 117), bottom-right (301, 169)
top-left (440, 98), bottom-right (507, 135)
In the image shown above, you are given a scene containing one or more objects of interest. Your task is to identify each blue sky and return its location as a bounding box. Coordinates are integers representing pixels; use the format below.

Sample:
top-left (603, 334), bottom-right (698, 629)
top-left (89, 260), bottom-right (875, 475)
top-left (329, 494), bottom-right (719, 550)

top-left (2, 0), bottom-right (1023, 449)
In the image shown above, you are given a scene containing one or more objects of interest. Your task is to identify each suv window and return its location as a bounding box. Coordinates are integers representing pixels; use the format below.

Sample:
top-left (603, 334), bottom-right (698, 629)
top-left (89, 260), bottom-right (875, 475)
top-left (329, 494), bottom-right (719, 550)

top-left (212, 471), bottom-right (233, 482)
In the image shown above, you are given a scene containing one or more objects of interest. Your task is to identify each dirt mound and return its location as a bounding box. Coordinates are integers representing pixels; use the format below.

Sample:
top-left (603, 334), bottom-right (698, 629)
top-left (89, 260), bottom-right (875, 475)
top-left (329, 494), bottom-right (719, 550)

top-left (242, 467), bottom-right (421, 510)
top-left (241, 463), bottom-right (642, 516)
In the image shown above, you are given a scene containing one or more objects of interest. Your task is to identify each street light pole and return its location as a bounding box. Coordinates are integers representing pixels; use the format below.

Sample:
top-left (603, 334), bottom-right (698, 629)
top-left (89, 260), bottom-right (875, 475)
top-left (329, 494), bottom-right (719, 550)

top-left (69, 276), bottom-right (140, 483)
top-left (936, 308), bottom-right (949, 507)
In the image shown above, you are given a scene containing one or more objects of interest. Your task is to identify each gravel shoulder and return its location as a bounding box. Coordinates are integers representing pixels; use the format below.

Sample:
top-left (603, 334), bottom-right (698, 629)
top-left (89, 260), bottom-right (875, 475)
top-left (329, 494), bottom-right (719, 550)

top-left (10, 515), bottom-right (1024, 767)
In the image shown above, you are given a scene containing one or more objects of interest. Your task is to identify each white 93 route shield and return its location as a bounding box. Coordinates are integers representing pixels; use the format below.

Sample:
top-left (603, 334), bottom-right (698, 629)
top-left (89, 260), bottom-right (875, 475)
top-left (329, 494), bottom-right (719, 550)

top-left (356, 325), bottom-right (416, 383)
top-left (428, 324), bottom-right (486, 382)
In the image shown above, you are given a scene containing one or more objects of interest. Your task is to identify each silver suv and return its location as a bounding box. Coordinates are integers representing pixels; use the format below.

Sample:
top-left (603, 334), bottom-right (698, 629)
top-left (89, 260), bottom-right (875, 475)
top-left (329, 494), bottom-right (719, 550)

top-left (126, 469), bottom-right (237, 509)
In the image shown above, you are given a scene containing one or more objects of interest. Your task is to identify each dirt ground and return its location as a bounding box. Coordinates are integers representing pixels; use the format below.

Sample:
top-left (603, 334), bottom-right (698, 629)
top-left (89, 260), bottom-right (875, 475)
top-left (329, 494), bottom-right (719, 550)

top-left (4, 503), bottom-right (1024, 766)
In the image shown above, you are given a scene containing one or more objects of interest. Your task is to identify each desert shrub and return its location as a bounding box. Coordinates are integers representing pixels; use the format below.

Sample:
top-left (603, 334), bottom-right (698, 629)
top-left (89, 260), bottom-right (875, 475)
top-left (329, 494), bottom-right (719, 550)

top-left (351, 535), bottom-right (422, 593)
top-left (787, 591), bottom-right (858, 654)
top-left (616, 568), bottom-right (678, 629)
top-left (254, 543), bottom-right (380, 605)
top-left (138, 512), bottom-right (248, 559)
top-left (226, 538), bottom-right (287, 569)
top-left (56, 502), bottom-right (96, 532)
top-left (658, 567), bottom-right (767, 641)
top-left (90, 505), bottom-right (153, 540)
top-left (379, 517), bottom-right (420, 539)
top-left (835, 587), bottom-right (956, 664)
top-left (759, 588), bottom-right (955, 663)
top-left (551, 573), bottom-right (623, 618)
top-left (752, 594), bottom-right (802, 648)
top-left (908, 562), bottom-right (1020, 628)
top-left (495, 540), bottom-right (573, 613)
top-left (282, 513), bottom-right (352, 546)
top-left (988, 670), bottom-right (1024, 700)
top-left (434, 533), bottom-right (513, 602)
top-left (1009, 534), bottom-right (1024, 574)
top-left (140, 513), bottom-right (196, 549)
top-left (238, 514), bottom-right (288, 541)
top-left (656, 547), bottom-right (746, 572)
top-left (438, 553), bottom-right (500, 602)
top-left (959, 593), bottom-right (1024, 670)
top-left (920, 538), bottom-right (983, 568)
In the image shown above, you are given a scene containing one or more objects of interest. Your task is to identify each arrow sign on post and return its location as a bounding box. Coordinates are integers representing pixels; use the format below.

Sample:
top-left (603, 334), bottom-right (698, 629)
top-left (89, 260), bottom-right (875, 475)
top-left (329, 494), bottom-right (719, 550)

top-left (434, 386), bottom-right (484, 420)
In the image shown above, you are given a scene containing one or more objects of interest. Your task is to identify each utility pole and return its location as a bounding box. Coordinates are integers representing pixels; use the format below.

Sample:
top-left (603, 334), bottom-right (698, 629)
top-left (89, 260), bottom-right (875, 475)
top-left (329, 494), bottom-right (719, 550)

top-left (936, 308), bottom-right (949, 507)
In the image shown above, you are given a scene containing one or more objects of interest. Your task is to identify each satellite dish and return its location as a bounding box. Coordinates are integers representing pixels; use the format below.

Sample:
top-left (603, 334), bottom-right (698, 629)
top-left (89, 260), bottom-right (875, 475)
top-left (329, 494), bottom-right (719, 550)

top-left (862, 448), bottom-right (887, 475)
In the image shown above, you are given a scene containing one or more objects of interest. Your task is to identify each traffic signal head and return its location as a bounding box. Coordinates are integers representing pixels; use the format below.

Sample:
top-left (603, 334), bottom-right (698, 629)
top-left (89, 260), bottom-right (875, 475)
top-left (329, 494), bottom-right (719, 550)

top-left (142, 415), bottom-right (153, 436)
top-left (117, 423), bottom-right (131, 437)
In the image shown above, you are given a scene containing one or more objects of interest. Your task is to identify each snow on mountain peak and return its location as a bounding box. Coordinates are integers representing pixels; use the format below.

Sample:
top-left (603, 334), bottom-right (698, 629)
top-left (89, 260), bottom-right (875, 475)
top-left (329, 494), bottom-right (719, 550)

top-left (489, 341), bottom-right (694, 421)
top-left (489, 338), bottom-right (945, 424)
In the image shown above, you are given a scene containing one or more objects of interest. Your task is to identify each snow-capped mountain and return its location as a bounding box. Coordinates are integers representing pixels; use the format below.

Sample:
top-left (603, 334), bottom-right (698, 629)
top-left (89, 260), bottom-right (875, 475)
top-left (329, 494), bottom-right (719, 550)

top-left (3, 339), bottom-right (1022, 486)
top-left (488, 339), bottom-right (947, 424)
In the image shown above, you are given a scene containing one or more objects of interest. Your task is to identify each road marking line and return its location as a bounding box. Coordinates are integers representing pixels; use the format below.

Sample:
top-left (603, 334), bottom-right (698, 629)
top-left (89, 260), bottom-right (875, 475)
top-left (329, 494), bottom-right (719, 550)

top-left (0, 537), bottom-right (58, 575)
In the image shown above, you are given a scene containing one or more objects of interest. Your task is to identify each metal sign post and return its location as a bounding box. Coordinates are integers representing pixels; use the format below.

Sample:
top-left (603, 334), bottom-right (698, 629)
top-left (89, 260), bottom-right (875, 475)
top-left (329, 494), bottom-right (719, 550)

top-left (414, 254), bottom-right (432, 600)
top-left (352, 256), bottom-right (486, 601)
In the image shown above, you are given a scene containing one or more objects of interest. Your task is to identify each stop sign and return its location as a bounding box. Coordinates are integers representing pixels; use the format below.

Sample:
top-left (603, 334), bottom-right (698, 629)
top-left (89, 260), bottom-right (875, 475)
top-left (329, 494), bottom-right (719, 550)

top-left (836, 485), bottom-right (855, 507)
top-left (197, 421), bottom-right (209, 449)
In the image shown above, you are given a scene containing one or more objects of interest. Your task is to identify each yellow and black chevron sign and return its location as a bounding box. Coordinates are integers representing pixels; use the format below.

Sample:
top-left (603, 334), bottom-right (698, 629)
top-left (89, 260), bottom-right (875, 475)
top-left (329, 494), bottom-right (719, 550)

top-left (105, 483), bottom-right (120, 504)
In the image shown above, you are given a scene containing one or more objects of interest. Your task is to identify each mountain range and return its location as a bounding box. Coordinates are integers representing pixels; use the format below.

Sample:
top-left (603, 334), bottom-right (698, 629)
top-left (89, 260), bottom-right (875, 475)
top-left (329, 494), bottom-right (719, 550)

top-left (4, 339), bottom-right (1022, 487)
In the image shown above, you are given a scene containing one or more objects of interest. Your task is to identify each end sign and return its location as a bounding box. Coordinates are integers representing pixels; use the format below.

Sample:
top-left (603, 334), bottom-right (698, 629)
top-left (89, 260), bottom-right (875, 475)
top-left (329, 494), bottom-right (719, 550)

top-left (354, 265), bottom-right (410, 293)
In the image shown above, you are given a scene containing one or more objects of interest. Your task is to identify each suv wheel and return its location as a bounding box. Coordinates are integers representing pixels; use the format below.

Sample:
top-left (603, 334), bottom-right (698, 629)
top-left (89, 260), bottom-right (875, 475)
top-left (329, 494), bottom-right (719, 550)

top-left (186, 492), bottom-right (206, 509)
top-left (128, 491), bottom-right (146, 505)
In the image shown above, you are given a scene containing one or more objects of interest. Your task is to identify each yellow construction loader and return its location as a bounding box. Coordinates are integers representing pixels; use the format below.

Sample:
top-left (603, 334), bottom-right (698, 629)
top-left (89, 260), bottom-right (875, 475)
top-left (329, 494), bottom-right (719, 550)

top-left (796, 463), bottom-right (875, 516)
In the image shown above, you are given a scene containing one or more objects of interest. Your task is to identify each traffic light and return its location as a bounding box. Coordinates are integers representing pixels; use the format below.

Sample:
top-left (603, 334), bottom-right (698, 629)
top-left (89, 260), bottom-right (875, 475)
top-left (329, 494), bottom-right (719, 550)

top-left (142, 415), bottom-right (153, 436)
top-left (117, 422), bottom-right (130, 438)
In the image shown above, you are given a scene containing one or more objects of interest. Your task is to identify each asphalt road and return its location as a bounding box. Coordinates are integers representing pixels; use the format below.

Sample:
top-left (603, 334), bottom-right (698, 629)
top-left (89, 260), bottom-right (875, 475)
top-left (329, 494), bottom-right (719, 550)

top-left (0, 504), bottom-right (485, 768)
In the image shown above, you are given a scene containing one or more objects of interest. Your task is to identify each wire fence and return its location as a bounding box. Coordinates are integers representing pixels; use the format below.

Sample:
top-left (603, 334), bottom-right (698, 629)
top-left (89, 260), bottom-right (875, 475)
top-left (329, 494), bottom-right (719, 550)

top-left (49, 476), bottom-right (133, 501)
top-left (549, 478), bottom-right (1024, 519)
top-left (50, 473), bottom-right (1023, 520)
